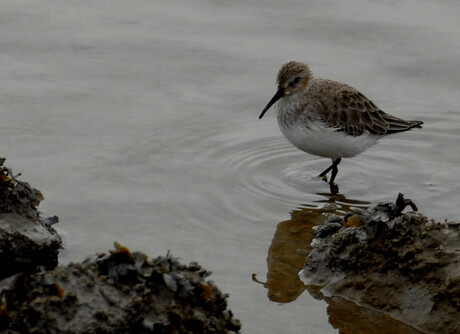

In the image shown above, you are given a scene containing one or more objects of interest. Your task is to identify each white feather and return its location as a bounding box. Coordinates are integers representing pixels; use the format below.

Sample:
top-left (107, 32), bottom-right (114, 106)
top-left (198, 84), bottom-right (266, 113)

top-left (276, 96), bottom-right (379, 159)
top-left (278, 121), bottom-right (379, 159)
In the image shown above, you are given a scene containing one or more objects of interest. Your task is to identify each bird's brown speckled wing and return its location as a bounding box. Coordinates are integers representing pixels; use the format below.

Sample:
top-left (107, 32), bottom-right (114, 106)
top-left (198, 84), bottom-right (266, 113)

top-left (315, 83), bottom-right (423, 136)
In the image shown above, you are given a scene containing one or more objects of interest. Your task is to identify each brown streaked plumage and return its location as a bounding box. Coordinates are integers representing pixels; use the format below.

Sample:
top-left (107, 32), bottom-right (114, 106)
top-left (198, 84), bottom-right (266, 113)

top-left (259, 61), bottom-right (423, 186)
top-left (297, 78), bottom-right (422, 136)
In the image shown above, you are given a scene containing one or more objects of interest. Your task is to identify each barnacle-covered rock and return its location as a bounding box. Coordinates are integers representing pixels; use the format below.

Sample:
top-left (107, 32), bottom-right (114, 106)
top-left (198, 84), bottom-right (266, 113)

top-left (0, 243), bottom-right (241, 334)
top-left (301, 194), bottom-right (460, 334)
top-left (0, 158), bottom-right (44, 221)
top-left (0, 157), bottom-right (61, 279)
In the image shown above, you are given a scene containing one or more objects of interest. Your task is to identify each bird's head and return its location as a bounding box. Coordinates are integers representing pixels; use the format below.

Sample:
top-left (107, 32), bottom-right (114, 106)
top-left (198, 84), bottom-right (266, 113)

top-left (259, 61), bottom-right (313, 119)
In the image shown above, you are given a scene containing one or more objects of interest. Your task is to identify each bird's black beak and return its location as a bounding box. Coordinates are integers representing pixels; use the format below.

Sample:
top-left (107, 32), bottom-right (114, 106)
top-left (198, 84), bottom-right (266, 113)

top-left (259, 87), bottom-right (284, 119)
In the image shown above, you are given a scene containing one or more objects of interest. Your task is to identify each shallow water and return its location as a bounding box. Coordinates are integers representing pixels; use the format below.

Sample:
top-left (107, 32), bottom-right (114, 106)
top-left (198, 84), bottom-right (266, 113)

top-left (1, 0), bottom-right (459, 332)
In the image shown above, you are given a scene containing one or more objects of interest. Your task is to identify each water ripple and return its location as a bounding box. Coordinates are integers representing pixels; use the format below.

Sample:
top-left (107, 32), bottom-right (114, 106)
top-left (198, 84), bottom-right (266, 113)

top-left (210, 135), bottom-right (344, 209)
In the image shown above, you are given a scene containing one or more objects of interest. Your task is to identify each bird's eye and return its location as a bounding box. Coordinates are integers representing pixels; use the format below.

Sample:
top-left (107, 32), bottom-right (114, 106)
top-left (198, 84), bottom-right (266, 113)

top-left (289, 76), bottom-right (301, 87)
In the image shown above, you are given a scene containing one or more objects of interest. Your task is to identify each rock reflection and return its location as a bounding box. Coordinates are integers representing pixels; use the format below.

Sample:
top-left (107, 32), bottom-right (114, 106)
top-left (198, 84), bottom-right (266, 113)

top-left (254, 192), bottom-right (426, 334)
top-left (252, 192), bottom-right (368, 303)
top-left (323, 296), bottom-right (425, 334)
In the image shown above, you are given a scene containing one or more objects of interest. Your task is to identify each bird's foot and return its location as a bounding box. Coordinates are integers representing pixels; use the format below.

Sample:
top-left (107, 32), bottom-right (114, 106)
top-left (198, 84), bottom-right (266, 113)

top-left (329, 182), bottom-right (339, 195)
top-left (319, 175), bottom-right (339, 194)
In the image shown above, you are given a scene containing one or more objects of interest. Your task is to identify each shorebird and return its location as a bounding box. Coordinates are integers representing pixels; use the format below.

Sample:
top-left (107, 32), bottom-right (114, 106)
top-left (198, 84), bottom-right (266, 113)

top-left (259, 61), bottom-right (423, 186)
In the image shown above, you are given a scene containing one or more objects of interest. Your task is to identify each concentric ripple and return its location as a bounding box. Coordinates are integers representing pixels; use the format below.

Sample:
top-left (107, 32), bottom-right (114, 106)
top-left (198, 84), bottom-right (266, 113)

top-left (148, 112), bottom-right (460, 222)
top-left (209, 135), bottom-right (346, 209)
top-left (206, 126), bottom-right (443, 215)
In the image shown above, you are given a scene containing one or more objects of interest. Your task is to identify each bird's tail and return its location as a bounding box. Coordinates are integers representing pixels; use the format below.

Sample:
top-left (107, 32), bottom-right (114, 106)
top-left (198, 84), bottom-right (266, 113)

top-left (381, 112), bottom-right (423, 133)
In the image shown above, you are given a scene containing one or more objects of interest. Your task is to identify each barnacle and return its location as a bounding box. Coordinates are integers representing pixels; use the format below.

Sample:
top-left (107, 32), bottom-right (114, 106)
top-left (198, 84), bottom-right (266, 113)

top-left (0, 157), bottom-right (44, 221)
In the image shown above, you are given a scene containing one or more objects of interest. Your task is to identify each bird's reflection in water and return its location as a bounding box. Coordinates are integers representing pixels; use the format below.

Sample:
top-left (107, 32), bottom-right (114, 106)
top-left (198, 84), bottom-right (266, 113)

top-left (252, 207), bottom-right (322, 303)
top-left (252, 191), bottom-right (369, 303)
top-left (253, 191), bottom-right (425, 334)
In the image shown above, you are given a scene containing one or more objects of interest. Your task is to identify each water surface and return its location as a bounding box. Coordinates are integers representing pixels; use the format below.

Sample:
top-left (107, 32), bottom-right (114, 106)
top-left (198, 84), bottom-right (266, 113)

top-left (1, 1), bottom-right (459, 332)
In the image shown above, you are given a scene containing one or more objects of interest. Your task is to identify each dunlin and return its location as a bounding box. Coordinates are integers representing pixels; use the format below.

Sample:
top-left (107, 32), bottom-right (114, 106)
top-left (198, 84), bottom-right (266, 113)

top-left (259, 61), bottom-right (423, 185)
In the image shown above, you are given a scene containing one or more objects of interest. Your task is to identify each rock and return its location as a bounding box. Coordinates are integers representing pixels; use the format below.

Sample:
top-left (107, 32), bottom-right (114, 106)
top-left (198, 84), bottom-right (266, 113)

top-left (0, 158), bottom-right (240, 333)
top-left (0, 243), bottom-right (241, 334)
top-left (300, 195), bottom-right (460, 334)
top-left (0, 158), bottom-right (61, 280)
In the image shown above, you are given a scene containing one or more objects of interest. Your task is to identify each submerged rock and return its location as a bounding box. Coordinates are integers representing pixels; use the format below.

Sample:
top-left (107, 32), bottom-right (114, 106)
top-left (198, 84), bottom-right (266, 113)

top-left (301, 195), bottom-right (460, 334)
top-left (0, 243), bottom-right (241, 333)
top-left (0, 158), bottom-right (61, 280)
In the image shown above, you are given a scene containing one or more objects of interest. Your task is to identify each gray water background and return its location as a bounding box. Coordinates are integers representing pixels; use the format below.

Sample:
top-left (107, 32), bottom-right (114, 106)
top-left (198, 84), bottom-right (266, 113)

top-left (1, 1), bottom-right (459, 332)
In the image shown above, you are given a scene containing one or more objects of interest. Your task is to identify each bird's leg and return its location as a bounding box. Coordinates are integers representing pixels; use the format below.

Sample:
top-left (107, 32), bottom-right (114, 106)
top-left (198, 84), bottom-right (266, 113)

top-left (328, 158), bottom-right (342, 185)
top-left (318, 158), bottom-right (342, 182)
top-left (318, 162), bottom-right (335, 178)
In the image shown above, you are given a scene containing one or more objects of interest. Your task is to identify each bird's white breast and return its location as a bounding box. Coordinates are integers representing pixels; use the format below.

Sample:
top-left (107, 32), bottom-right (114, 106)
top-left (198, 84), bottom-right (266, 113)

top-left (276, 97), bottom-right (379, 159)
